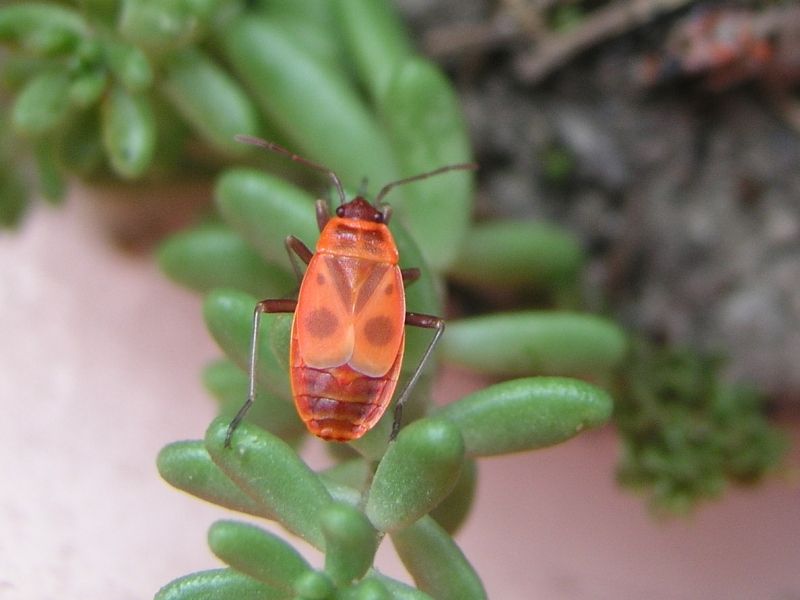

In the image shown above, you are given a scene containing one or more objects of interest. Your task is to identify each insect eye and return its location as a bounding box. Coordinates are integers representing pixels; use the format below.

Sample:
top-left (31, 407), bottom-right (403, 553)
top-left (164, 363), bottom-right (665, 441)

top-left (373, 213), bottom-right (384, 223)
top-left (336, 206), bottom-right (345, 217)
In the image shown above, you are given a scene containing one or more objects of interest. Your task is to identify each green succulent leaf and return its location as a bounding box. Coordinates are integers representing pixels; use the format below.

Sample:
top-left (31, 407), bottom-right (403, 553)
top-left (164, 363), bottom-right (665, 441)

top-left (318, 477), bottom-right (363, 509)
top-left (74, 35), bottom-right (102, 65)
top-left (335, 577), bottom-right (393, 600)
top-left (366, 418), bottom-right (464, 532)
top-left (293, 571), bottom-right (335, 599)
top-left (255, 0), bottom-right (334, 26)
top-left (265, 13), bottom-right (349, 75)
top-left (0, 165), bottom-right (29, 227)
top-left (78, 0), bottom-right (119, 25)
top-left (360, 574), bottom-right (436, 600)
top-left (433, 377), bottom-right (613, 456)
top-left (215, 168), bottom-right (319, 271)
top-left (155, 568), bottom-right (288, 600)
top-left (161, 48), bottom-right (260, 155)
top-left (0, 3), bottom-right (86, 55)
top-left (218, 14), bottom-right (399, 191)
top-left (391, 516), bottom-right (486, 600)
top-left (157, 440), bottom-right (268, 518)
top-left (203, 359), bottom-right (304, 441)
top-left (254, 2), bottom-right (346, 73)
top-left (158, 225), bottom-right (294, 298)
top-left (32, 137), bottom-right (65, 203)
top-left (208, 520), bottom-right (312, 592)
top-left (448, 221), bottom-right (584, 290)
top-left (389, 217), bottom-right (441, 317)
top-left (335, 0), bottom-right (413, 101)
top-left (12, 70), bottom-right (72, 136)
top-left (118, 0), bottom-right (206, 51)
top-left (101, 85), bottom-right (156, 178)
top-left (321, 502), bottom-right (378, 585)
top-left (429, 457), bottom-right (477, 535)
top-left (344, 412), bottom-right (394, 463)
top-left (68, 70), bottom-right (108, 108)
top-left (206, 417), bottom-right (333, 549)
top-left (319, 458), bottom-right (370, 491)
top-left (1, 56), bottom-right (50, 91)
top-left (103, 38), bottom-right (153, 92)
top-left (58, 107), bottom-right (104, 174)
top-left (203, 288), bottom-right (292, 399)
top-left (441, 312), bottom-right (627, 377)
top-left (379, 58), bottom-right (474, 271)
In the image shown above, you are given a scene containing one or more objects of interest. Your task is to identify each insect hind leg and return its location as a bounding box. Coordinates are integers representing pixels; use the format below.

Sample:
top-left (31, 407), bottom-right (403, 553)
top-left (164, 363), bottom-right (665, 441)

top-left (225, 298), bottom-right (298, 448)
top-left (390, 312), bottom-right (445, 441)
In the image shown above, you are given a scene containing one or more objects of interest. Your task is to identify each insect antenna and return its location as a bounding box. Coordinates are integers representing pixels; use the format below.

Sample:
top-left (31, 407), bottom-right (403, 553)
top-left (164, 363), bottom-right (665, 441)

top-left (374, 162), bottom-right (478, 204)
top-left (235, 134), bottom-right (347, 206)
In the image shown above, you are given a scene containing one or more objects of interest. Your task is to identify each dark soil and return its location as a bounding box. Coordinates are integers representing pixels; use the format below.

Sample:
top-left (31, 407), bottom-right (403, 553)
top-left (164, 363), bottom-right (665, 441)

top-left (396, 0), bottom-right (800, 403)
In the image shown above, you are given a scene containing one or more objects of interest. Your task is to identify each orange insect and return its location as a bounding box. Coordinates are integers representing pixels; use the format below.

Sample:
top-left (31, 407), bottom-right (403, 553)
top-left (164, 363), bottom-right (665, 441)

top-left (225, 135), bottom-right (476, 445)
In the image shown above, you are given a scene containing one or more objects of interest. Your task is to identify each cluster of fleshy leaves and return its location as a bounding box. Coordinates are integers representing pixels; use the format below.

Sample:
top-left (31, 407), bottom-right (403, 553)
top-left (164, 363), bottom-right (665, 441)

top-left (1, 0), bottom-right (256, 224)
top-left (156, 133), bottom-right (624, 598)
top-left (0, 0), bottom-right (446, 228)
top-left (158, 377), bottom-right (613, 599)
top-left (614, 340), bottom-right (787, 516)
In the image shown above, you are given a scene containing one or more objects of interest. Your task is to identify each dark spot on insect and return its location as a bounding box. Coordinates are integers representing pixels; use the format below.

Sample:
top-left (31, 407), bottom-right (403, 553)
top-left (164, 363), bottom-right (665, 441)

top-left (316, 273), bottom-right (326, 285)
top-left (363, 316), bottom-right (393, 346)
top-left (306, 307), bottom-right (339, 338)
top-left (384, 283), bottom-right (394, 295)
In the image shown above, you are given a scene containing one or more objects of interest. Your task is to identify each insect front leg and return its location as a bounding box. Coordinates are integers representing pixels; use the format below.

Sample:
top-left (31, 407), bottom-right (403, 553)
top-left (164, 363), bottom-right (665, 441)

top-left (390, 312), bottom-right (446, 441)
top-left (285, 235), bottom-right (313, 283)
top-left (225, 298), bottom-right (298, 448)
top-left (315, 198), bottom-right (330, 232)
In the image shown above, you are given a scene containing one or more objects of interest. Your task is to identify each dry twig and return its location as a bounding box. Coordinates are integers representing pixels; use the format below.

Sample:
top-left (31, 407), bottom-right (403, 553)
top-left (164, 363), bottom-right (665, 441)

top-left (515, 0), bottom-right (695, 82)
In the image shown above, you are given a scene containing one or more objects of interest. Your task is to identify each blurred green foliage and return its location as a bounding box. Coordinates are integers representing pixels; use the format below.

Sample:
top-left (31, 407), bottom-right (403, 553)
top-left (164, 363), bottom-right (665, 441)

top-left (0, 0), bottom-right (472, 270)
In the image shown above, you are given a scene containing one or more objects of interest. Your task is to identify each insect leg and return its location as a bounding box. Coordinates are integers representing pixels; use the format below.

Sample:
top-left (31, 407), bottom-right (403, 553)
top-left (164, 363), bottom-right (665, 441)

top-left (401, 267), bottom-right (420, 286)
top-left (390, 312), bottom-right (446, 441)
top-left (225, 298), bottom-right (298, 448)
top-left (315, 198), bottom-right (331, 232)
top-left (285, 235), bottom-right (313, 283)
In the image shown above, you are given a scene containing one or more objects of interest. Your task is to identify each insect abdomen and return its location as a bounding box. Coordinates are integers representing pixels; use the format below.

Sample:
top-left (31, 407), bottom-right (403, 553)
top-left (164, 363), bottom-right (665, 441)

top-left (291, 356), bottom-right (402, 441)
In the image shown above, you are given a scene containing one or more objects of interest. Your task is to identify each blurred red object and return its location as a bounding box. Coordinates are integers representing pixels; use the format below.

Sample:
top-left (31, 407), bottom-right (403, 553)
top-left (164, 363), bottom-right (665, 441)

top-left (639, 5), bottom-right (800, 91)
